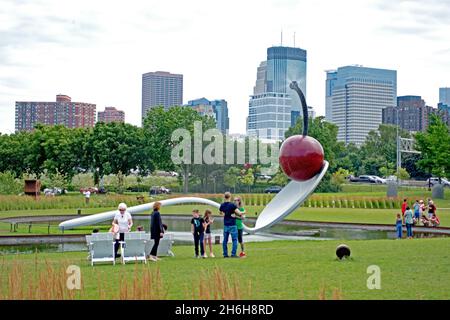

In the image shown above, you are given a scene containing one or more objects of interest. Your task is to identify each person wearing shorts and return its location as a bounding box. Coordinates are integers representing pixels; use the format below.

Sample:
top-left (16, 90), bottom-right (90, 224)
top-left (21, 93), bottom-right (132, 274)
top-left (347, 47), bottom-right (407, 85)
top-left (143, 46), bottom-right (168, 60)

top-left (203, 209), bottom-right (215, 258)
top-left (234, 197), bottom-right (246, 258)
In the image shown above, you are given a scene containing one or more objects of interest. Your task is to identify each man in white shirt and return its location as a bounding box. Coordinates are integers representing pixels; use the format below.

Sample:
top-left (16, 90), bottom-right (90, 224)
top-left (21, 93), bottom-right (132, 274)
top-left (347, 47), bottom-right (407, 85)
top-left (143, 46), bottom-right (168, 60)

top-left (113, 203), bottom-right (133, 258)
top-left (83, 190), bottom-right (91, 204)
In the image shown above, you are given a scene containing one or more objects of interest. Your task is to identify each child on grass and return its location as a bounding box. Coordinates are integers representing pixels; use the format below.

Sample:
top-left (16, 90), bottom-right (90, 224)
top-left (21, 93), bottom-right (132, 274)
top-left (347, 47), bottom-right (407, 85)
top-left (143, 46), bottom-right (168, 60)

top-left (191, 209), bottom-right (205, 258)
top-left (203, 209), bottom-right (215, 258)
top-left (395, 213), bottom-right (402, 239)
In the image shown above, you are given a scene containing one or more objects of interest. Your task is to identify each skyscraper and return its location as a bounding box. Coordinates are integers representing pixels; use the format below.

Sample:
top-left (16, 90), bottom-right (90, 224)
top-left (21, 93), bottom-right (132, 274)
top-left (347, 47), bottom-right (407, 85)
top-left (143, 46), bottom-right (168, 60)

top-left (439, 87), bottom-right (450, 106)
top-left (141, 71), bottom-right (183, 121)
top-left (247, 45), bottom-right (307, 141)
top-left (326, 66), bottom-right (397, 145)
top-left (98, 107), bottom-right (125, 123)
top-left (382, 96), bottom-right (433, 132)
top-left (187, 98), bottom-right (229, 133)
top-left (15, 95), bottom-right (96, 132)
top-left (266, 46), bottom-right (307, 112)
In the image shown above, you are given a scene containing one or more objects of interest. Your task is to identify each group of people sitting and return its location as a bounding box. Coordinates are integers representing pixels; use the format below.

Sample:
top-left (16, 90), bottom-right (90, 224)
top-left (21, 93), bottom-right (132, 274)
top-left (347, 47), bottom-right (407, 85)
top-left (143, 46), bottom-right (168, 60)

top-left (105, 191), bottom-right (248, 262)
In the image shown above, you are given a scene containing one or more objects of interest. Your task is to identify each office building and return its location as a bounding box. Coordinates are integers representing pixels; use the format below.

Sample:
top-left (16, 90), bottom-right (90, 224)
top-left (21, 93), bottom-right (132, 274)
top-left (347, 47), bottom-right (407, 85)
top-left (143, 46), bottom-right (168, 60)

top-left (247, 45), bottom-right (307, 141)
top-left (325, 66), bottom-right (397, 145)
top-left (141, 71), bottom-right (183, 121)
top-left (187, 98), bottom-right (229, 133)
top-left (382, 96), bottom-right (432, 132)
top-left (98, 107), bottom-right (125, 123)
top-left (439, 87), bottom-right (450, 106)
top-left (15, 94), bottom-right (96, 132)
top-left (247, 92), bottom-right (292, 141)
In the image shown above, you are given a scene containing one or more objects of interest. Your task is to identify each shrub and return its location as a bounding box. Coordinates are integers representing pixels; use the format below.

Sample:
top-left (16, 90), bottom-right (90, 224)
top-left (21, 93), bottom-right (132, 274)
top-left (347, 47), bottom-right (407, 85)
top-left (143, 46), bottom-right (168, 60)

top-left (0, 171), bottom-right (22, 195)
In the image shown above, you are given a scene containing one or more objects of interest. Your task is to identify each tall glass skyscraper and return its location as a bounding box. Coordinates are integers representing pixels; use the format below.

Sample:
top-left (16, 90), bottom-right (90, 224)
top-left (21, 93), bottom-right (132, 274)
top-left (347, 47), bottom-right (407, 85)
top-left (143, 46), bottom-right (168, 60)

top-left (266, 46), bottom-right (307, 112)
top-left (247, 45), bottom-right (307, 141)
top-left (326, 66), bottom-right (397, 145)
top-left (439, 87), bottom-right (450, 106)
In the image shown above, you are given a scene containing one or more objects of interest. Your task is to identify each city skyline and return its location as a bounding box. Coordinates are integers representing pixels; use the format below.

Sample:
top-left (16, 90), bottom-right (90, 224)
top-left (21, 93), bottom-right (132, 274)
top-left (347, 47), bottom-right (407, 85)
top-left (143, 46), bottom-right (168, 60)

top-left (0, 0), bottom-right (449, 134)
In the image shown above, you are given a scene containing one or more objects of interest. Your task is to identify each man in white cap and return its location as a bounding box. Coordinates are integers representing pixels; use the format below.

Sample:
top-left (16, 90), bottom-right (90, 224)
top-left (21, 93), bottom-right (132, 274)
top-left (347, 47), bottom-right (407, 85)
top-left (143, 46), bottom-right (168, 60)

top-left (113, 203), bottom-right (133, 258)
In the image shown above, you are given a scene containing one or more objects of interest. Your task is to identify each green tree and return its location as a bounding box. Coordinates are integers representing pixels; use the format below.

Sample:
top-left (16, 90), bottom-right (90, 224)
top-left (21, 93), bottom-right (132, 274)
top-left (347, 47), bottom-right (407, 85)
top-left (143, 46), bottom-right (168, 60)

top-left (143, 106), bottom-right (216, 193)
top-left (87, 122), bottom-right (144, 191)
top-left (224, 167), bottom-right (241, 193)
top-left (360, 124), bottom-right (411, 175)
top-left (270, 168), bottom-right (288, 187)
top-left (415, 115), bottom-right (450, 178)
top-left (239, 168), bottom-right (255, 193)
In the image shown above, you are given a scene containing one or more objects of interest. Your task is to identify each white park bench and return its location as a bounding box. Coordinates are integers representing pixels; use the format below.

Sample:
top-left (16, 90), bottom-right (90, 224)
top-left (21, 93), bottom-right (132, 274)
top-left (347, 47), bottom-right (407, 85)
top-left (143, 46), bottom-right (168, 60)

top-left (120, 232), bottom-right (150, 264)
top-left (144, 233), bottom-right (175, 257)
top-left (86, 233), bottom-right (116, 266)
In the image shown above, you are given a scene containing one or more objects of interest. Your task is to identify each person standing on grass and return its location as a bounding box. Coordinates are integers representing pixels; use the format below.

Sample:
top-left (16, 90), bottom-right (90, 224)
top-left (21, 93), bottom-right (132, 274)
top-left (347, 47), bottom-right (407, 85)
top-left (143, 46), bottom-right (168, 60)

top-left (219, 192), bottom-right (242, 258)
top-left (401, 198), bottom-right (408, 217)
top-left (395, 213), bottom-right (403, 239)
top-left (203, 209), bottom-right (215, 258)
top-left (83, 189), bottom-right (91, 205)
top-left (234, 197), bottom-right (246, 257)
top-left (404, 206), bottom-right (414, 239)
top-left (428, 200), bottom-right (436, 219)
top-left (413, 200), bottom-right (420, 224)
top-left (191, 209), bottom-right (205, 258)
top-left (149, 201), bottom-right (164, 262)
top-left (113, 203), bottom-right (133, 259)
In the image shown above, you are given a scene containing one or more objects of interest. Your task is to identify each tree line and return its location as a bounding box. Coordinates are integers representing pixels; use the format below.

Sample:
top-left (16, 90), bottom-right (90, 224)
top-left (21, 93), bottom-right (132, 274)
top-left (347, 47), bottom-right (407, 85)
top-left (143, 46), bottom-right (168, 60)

top-left (0, 106), bottom-right (448, 194)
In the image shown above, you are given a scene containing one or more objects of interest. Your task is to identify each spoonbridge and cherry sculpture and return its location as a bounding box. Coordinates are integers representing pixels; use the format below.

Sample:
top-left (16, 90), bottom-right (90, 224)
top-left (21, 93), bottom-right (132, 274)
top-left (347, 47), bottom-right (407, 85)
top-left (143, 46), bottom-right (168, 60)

top-left (59, 81), bottom-right (328, 233)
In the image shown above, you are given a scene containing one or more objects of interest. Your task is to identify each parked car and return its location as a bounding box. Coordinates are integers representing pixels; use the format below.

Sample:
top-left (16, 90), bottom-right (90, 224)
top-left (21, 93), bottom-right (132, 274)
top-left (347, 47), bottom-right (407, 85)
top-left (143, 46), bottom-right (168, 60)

top-left (264, 186), bottom-right (282, 194)
top-left (80, 187), bottom-right (98, 194)
top-left (149, 186), bottom-right (171, 195)
top-left (350, 175), bottom-right (377, 183)
top-left (426, 177), bottom-right (450, 187)
top-left (369, 176), bottom-right (386, 184)
top-left (43, 187), bottom-right (63, 196)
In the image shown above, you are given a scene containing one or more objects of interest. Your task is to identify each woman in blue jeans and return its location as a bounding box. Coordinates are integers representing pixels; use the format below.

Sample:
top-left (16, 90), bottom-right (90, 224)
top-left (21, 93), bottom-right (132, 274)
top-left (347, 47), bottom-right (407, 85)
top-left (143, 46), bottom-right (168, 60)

top-left (404, 206), bottom-right (414, 239)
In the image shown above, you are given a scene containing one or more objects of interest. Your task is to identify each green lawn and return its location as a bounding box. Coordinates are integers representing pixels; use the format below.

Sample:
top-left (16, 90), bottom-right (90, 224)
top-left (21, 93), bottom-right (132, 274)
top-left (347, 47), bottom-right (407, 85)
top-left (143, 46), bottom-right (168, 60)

top-left (1, 238), bottom-right (449, 300)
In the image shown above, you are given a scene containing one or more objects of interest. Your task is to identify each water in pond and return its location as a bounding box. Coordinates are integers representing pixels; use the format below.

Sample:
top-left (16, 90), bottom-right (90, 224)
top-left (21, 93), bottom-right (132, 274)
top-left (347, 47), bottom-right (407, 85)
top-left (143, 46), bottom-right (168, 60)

top-left (0, 216), bottom-right (447, 255)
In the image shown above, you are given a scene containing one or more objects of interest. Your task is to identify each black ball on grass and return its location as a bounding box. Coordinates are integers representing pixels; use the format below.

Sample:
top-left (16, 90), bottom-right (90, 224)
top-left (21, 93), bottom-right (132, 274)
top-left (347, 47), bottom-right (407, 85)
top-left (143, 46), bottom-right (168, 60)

top-left (336, 244), bottom-right (351, 260)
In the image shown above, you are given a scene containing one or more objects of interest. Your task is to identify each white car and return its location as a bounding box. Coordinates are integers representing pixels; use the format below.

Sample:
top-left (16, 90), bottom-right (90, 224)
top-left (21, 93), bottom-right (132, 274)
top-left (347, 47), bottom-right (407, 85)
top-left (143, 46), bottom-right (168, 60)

top-left (369, 176), bottom-right (386, 184)
top-left (427, 177), bottom-right (450, 187)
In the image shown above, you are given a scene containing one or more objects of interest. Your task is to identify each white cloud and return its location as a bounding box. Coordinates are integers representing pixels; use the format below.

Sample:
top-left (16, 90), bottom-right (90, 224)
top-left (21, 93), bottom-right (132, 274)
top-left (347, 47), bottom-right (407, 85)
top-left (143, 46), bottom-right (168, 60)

top-left (0, 0), bottom-right (449, 134)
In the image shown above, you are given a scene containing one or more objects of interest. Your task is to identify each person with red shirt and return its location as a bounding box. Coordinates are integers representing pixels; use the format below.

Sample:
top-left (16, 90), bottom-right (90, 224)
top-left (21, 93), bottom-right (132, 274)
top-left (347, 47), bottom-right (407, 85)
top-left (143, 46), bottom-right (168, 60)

top-left (401, 198), bottom-right (408, 217)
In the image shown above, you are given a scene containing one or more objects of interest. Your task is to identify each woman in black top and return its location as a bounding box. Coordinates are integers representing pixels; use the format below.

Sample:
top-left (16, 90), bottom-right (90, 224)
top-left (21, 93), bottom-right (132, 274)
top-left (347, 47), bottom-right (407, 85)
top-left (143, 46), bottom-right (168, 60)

top-left (149, 201), bottom-right (164, 261)
top-left (203, 209), bottom-right (215, 258)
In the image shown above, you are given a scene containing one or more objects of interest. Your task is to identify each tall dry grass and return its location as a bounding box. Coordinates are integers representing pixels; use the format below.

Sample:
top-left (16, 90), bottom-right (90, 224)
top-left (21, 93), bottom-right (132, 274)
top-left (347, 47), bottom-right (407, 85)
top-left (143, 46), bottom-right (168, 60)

top-left (118, 264), bottom-right (167, 300)
top-left (189, 266), bottom-right (251, 300)
top-left (0, 258), bottom-right (167, 300)
top-left (0, 259), bottom-right (79, 300)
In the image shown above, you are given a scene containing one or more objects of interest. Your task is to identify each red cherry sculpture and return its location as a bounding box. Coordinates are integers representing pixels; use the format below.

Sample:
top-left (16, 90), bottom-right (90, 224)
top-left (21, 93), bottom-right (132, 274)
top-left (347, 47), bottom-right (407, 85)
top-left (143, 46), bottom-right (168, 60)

top-left (279, 135), bottom-right (324, 181)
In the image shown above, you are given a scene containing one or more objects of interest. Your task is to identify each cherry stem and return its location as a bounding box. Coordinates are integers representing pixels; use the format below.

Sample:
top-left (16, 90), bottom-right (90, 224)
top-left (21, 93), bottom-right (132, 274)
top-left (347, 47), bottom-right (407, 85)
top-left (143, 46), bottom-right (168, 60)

top-left (289, 81), bottom-right (308, 136)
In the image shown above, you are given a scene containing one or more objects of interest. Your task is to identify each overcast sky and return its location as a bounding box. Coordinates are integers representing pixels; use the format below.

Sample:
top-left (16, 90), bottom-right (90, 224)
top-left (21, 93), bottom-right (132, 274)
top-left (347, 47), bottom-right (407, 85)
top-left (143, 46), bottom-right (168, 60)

top-left (1, 0), bottom-right (449, 134)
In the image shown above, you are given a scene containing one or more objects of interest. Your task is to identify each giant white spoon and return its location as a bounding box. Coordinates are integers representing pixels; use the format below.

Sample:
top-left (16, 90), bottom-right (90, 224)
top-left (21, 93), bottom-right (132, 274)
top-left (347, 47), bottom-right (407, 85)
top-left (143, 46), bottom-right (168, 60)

top-left (59, 162), bottom-right (327, 233)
